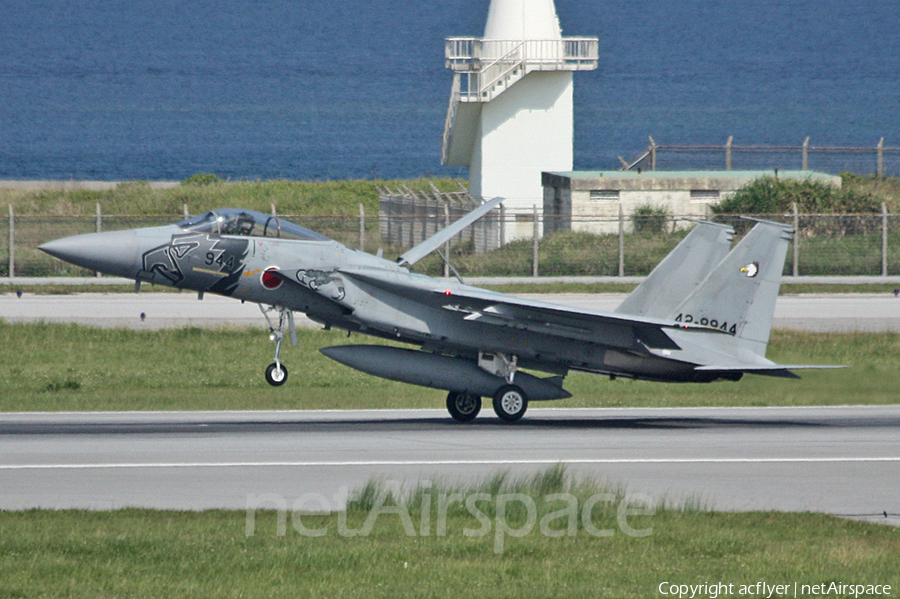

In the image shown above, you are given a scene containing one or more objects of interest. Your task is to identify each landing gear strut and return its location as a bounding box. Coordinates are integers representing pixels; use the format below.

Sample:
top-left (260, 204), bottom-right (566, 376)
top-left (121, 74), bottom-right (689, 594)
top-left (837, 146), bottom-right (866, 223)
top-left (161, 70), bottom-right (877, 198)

top-left (260, 304), bottom-right (297, 387)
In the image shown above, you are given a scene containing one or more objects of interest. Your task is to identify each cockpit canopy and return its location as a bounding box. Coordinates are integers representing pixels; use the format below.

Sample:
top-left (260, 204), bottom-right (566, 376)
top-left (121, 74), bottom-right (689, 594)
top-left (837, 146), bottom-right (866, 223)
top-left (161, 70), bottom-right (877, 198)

top-left (178, 208), bottom-right (330, 241)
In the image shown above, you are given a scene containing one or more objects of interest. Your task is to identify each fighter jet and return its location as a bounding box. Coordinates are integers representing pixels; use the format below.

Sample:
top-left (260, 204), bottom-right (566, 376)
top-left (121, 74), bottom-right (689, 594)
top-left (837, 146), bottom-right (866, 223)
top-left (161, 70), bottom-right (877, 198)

top-left (39, 199), bottom-right (838, 422)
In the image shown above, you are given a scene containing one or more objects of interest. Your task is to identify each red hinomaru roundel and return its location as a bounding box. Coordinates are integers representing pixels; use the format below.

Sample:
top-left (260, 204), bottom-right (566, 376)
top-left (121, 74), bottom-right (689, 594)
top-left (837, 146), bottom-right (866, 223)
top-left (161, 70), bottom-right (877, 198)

top-left (261, 266), bottom-right (283, 290)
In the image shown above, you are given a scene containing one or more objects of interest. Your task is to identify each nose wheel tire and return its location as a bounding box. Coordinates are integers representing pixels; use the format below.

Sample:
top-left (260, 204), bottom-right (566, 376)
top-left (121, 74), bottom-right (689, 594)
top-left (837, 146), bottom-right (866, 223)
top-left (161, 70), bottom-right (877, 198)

top-left (492, 385), bottom-right (528, 422)
top-left (447, 392), bottom-right (482, 422)
top-left (265, 363), bottom-right (288, 386)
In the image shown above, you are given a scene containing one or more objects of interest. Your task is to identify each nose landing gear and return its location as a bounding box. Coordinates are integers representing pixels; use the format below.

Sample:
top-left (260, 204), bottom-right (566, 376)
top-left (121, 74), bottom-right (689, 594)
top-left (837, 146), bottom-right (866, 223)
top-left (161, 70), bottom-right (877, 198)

top-left (265, 362), bottom-right (288, 386)
top-left (260, 304), bottom-right (297, 387)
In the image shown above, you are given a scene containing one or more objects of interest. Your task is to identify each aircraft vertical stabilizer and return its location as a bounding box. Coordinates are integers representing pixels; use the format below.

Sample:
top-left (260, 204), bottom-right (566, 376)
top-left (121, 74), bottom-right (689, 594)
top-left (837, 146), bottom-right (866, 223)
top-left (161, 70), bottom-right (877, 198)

top-left (616, 221), bottom-right (734, 318)
top-left (669, 221), bottom-right (793, 357)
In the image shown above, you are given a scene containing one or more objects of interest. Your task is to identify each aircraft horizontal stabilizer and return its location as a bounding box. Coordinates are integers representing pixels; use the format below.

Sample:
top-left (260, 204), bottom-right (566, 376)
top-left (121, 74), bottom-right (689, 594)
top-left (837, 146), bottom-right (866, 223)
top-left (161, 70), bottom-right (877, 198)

top-left (694, 364), bottom-right (846, 379)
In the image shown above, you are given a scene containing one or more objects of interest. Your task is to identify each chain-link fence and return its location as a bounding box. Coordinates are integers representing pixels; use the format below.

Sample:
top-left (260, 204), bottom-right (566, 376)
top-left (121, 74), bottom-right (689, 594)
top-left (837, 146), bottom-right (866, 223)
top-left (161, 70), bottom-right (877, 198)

top-left (378, 187), bottom-right (501, 254)
top-left (624, 138), bottom-right (900, 177)
top-left (3, 209), bottom-right (899, 278)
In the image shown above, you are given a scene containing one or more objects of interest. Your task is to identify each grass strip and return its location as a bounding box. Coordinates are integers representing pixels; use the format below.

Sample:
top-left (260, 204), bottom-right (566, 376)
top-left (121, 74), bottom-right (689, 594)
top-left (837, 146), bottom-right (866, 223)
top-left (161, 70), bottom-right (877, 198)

top-left (0, 467), bottom-right (897, 598)
top-left (0, 322), bottom-right (885, 412)
top-left (0, 177), bottom-right (463, 216)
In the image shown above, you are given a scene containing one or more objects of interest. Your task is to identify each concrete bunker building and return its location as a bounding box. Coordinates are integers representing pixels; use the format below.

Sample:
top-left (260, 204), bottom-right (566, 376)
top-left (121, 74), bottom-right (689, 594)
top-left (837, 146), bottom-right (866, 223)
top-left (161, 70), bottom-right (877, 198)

top-left (542, 169), bottom-right (842, 235)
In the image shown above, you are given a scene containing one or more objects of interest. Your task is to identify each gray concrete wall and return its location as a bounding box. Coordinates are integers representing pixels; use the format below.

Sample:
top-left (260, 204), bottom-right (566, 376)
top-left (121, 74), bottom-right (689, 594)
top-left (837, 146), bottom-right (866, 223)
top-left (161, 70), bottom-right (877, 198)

top-left (542, 171), bottom-right (842, 234)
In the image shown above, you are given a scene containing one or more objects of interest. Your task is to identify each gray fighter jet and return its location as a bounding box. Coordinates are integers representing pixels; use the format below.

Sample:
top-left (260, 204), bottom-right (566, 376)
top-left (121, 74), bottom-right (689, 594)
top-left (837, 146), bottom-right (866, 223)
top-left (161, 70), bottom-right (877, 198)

top-left (40, 199), bottom-right (838, 422)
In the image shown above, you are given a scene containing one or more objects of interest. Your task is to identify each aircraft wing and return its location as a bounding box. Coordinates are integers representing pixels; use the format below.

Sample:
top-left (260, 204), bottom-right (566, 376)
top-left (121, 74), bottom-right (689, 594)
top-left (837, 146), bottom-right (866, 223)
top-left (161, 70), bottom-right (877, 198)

top-left (339, 268), bottom-right (726, 351)
top-left (436, 286), bottom-right (720, 349)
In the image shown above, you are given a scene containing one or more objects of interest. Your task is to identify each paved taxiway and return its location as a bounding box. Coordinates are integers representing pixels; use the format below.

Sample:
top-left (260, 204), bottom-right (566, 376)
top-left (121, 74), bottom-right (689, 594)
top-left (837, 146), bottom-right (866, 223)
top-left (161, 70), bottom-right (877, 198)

top-left (1, 407), bottom-right (898, 524)
top-left (2, 292), bottom-right (900, 332)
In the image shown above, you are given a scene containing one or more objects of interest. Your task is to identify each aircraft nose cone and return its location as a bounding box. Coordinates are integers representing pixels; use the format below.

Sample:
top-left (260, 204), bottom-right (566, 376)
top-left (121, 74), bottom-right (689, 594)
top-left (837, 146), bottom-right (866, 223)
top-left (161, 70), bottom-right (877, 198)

top-left (39, 230), bottom-right (143, 278)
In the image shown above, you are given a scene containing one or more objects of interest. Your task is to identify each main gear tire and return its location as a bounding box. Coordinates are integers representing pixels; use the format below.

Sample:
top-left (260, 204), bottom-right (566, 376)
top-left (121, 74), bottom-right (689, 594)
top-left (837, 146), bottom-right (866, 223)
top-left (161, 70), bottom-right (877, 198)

top-left (492, 385), bottom-right (528, 422)
top-left (447, 391), bottom-right (481, 422)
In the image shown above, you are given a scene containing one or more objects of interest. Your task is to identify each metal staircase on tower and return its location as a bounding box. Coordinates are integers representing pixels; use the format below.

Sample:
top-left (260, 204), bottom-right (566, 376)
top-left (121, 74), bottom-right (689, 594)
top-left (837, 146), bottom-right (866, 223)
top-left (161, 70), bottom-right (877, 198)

top-left (442, 37), bottom-right (598, 165)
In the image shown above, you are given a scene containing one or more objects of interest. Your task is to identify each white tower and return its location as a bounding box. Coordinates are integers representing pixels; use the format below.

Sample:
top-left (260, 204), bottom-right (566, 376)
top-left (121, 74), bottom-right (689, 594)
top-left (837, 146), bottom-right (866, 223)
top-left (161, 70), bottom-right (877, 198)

top-left (442, 0), bottom-right (597, 240)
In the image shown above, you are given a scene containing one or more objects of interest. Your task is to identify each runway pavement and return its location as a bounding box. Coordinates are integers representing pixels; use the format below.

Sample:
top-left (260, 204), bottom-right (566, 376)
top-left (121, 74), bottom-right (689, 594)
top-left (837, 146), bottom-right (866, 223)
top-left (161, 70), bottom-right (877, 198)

top-left (3, 292), bottom-right (898, 521)
top-left (1, 406), bottom-right (898, 524)
top-left (2, 292), bottom-right (900, 332)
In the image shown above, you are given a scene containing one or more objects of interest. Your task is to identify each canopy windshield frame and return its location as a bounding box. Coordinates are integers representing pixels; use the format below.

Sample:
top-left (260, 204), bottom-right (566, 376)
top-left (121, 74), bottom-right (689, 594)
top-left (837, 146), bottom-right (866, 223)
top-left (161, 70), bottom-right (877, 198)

top-left (178, 209), bottom-right (330, 241)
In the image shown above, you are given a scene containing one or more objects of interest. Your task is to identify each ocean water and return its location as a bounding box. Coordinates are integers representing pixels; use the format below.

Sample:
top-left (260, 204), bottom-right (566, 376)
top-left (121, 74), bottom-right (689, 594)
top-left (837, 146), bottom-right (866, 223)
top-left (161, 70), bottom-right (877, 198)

top-left (0, 0), bottom-right (898, 181)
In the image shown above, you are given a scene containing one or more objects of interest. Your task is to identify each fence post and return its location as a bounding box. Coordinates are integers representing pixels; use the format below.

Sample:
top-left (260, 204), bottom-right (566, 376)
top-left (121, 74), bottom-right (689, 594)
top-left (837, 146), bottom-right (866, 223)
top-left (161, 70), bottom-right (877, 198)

top-left (384, 190), bottom-right (393, 247)
top-left (725, 136), bottom-right (733, 170)
top-left (419, 191), bottom-right (430, 247)
top-left (618, 204), bottom-right (625, 277)
top-left (271, 203), bottom-right (277, 217)
top-left (532, 205), bottom-right (539, 277)
top-left (402, 195), bottom-right (410, 248)
top-left (792, 203), bottom-right (799, 277)
top-left (877, 137), bottom-right (885, 179)
top-left (443, 204), bottom-right (450, 278)
top-left (802, 136), bottom-right (809, 170)
top-left (649, 136), bottom-right (657, 171)
top-left (480, 202), bottom-right (488, 254)
top-left (499, 203), bottom-right (506, 247)
top-left (359, 204), bottom-right (365, 251)
top-left (7, 204), bottom-right (13, 278)
top-left (882, 202), bottom-right (889, 277)
top-left (469, 197), bottom-right (476, 249)
top-left (95, 203), bottom-right (102, 278)
top-left (407, 191), bottom-right (414, 248)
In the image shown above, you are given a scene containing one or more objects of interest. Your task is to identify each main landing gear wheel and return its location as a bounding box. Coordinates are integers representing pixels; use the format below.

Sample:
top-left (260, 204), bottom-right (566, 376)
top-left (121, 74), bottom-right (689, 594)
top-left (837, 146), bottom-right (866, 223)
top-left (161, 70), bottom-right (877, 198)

top-left (492, 385), bottom-right (528, 422)
top-left (446, 391), bottom-right (482, 422)
top-left (265, 362), bottom-right (288, 386)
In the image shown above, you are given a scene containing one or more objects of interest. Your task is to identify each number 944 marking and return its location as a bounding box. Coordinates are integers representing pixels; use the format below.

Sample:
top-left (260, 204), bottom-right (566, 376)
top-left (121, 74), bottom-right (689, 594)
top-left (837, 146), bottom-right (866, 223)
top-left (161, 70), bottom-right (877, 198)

top-left (674, 314), bottom-right (737, 335)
